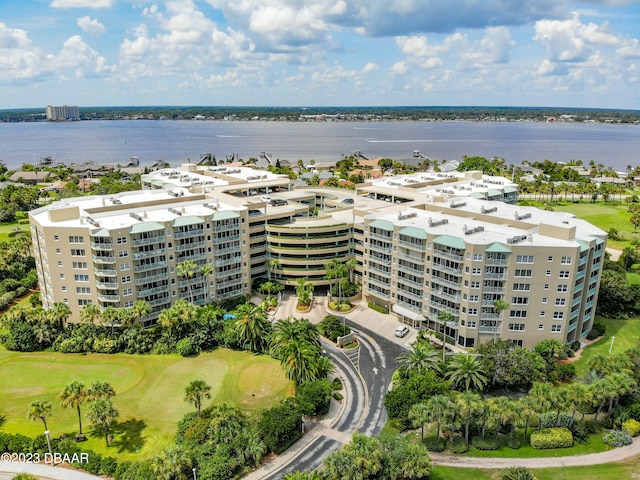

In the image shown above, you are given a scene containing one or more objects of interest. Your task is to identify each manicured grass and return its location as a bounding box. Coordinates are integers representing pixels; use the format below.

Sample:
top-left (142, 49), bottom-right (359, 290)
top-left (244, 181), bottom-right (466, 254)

top-left (432, 466), bottom-right (494, 480)
top-left (626, 272), bottom-right (640, 285)
top-left (573, 316), bottom-right (640, 377)
top-left (0, 222), bottom-right (29, 243)
top-left (0, 347), bottom-right (293, 460)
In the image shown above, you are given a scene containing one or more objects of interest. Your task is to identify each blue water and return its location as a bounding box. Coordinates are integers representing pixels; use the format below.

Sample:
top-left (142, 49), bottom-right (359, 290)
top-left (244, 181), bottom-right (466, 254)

top-left (0, 120), bottom-right (638, 170)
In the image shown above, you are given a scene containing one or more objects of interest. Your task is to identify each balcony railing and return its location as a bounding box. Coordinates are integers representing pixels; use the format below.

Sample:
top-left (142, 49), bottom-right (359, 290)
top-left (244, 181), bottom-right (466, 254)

top-left (216, 256), bottom-right (242, 267)
top-left (133, 249), bottom-right (166, 260)
top-left (137, 285), bottom-right (169, 298)
top-left (98, 294), bottom-right (120, 302)
top-left (96, 281), bottom-right (118, 290)
top-left (132, 235), bottom-right (166, 247)
top-left (91, 242), bottom-right (113, 251)
top-left (174, 229), bottom-right (204, 239)
top-left (433, 250), bottom-right (464, 262)
top-left (134, 261), bottom-right (168, 273)
top-left (214, 234), bottom-right (240, 244)
top-left (432, 263), bottom-right (462, 275)
top-left (485, 258), bottom-right (508, 266)
top-left (135, 273), bottom-right (168, 286)
top-left (95, 269), bottom-right (116, 277)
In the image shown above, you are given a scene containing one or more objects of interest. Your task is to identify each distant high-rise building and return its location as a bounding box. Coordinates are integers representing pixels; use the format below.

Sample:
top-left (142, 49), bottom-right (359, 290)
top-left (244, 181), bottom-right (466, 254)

top-left (46, 105), bottom-right (79, 121)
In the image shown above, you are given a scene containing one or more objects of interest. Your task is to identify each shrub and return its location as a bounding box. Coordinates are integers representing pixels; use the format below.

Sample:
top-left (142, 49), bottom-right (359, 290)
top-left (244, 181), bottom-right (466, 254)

top-left (472, 436), bottom-right (499, 450)
top-left (530, 428), bottom-right (573, 449)
top-left (332, 392), bottom-right (343, 401)
top-left (296, 379), bottom-right (332, 417)
top-left (540, 412), bottom-right (573, 429)
top-left (570, 421), bottom-right (591, 444)
top-left (554, 363), bottom-right (576, 382)
top-left (92, 337), bottom-right (119, 354)
top-left (570, 340), bottom-right (581, 352)
top-left (100, 456), bottom-right (118, 476)
top-left (627, 402), bottom-right (640, 422)
top-left (423, 435), bottom-right (446, 452)
top-left (506, 437), bottom-right (522, 449)
top-left (501, 466), bottom-right (539, 480)
top-left (176, 337), bottom-right (199, 357)
top-left (331, 378), bottom-right (343, 391)
top-left (602, 430), bottom-right (633, 447)
top-left (449, 436), bottom-right (469, 454)
top-left (622, 419), bottom-right (640, 437)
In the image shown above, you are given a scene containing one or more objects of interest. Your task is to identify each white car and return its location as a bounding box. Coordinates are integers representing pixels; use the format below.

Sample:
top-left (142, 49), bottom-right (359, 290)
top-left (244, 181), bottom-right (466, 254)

top-left (394, 325), bottom-right (409, 338)
top-left (260, 196), bottom-right (271, 202)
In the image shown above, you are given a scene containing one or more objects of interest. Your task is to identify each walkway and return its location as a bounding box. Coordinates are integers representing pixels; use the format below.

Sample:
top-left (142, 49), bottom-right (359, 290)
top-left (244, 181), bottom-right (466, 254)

top-left (0, 461), bottom-right (101, 480)
top-left (429, 435), bottom-right (640, 469)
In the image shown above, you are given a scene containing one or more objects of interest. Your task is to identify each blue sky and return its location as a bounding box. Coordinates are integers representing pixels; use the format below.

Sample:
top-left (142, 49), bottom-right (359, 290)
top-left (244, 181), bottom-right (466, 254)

top-left (1, 0), bottom-right (639, 109)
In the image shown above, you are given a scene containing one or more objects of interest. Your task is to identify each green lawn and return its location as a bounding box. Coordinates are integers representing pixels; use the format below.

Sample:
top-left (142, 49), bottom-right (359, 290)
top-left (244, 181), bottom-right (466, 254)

top-left (573, 316), bottom-right (640, 377)
top-left (0, 347), bottom-right (293, 460)
top-left (0, 222), bottom-right (29, 243)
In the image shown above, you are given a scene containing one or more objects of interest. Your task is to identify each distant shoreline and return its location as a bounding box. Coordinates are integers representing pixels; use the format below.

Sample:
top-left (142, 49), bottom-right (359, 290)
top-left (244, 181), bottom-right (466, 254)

top-left (1, 106), bottom-right (639, 125)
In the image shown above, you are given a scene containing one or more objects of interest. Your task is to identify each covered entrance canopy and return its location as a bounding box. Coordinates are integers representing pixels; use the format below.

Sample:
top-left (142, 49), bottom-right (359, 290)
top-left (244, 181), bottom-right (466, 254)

top-left (392, 304), bottom-right (425, 328)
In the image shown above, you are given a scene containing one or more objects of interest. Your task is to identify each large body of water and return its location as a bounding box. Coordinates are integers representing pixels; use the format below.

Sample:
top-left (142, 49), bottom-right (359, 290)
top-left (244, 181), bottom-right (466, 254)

top-left (0, 120), bottom-right (638, 170)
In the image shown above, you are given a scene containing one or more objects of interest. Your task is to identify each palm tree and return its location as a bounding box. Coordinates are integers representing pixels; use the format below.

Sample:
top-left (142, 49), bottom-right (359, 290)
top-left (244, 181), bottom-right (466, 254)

top-left (345, 257), bottom-right (358, 284)
top-left (312, 355), bottom-right (335, 379)
top-left (492, 396), bottom-right (521, 439)
top-left (79, 303), bottom-right (101, 325)
top-left (437, 310), bottom-right (454, 362)
top-left (589, 377), bottom-right (610, 423)
top-left (153, 444), bottom-right (192, 480)
top-left (88, 398), bottom-right (119, 447)
top-left (492, 299), bottom-right (509, 342)
top-left (518, 395), bottom-right (539, 443)
top-left (59, 380), bottom-right (87, 434)
top-left (396, 340), bottom-right (441, 375)
top-left (529, 382), bottom-right (553, 429)
top-left (456, 391), bottom-right (482, 444)
top-left (408, 402), bottom-right (430, 441)
top-left (550, 385), bottom-right (571, 426)
top-left (176, 260), bottom-right (198, 303)
top-left (46, 302), bottom-right (71, 329)
top-left (270, 317), bottom-right (320, 359)
top-left (341, 434), bottom-right (384, 479)
top-left (446, 353), bottom-right (488, 392)
top-left (240, 430), bottom-right (267, 467)
top-left (184, 380), bottom-right (211, 418)
top-left (27, 400), bottom-right (52, 432)
top-left (280, 338), bottom-right (323, 384)
top-left (87, 381), bottom-right (115, 402)
top-left (426, 394), bottom-right (454, 444)
top-left (565, 381), bottom-right (589, 423)
top-left (234, 302), bottom-right (272, 352)
top-left (129, 300), bottom-right (151, 325)
top-left (267, 258), bottom-right (280, 282)
top-left (198, 264), bottom-right (212, 302)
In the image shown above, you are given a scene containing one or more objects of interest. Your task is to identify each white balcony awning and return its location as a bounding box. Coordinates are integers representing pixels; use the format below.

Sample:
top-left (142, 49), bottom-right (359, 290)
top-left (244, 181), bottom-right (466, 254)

top-left (392, 304), bottom-right (425, 322)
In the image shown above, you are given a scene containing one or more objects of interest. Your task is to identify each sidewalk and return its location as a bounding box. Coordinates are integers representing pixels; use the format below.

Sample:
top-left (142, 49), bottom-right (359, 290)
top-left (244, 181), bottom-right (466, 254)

top-left (0, 462), bottom-right (101, 480)
top-left (429, 435), bottom-right (640, 469)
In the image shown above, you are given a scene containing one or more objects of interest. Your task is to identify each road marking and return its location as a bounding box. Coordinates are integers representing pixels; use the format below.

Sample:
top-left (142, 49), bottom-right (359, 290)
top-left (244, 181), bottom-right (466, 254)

top-left (373, 367), bottom-right (378, 375)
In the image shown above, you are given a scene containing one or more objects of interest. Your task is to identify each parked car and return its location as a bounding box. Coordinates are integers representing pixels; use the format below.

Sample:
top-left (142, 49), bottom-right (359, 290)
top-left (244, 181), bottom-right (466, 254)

top-left (394, 325), bottom-right (409, 338)
top-left (260, 196), bottom-right (271, 202)
top-left (269, 199), bottom-right (288, 206)
top-left (341, 198), bottom-right (355, 204)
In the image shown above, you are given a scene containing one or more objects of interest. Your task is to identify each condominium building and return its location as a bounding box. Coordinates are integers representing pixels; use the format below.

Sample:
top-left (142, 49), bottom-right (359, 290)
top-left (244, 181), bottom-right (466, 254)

top-left (46, 105), bottom-right (80, 121)
top-left (29, 164), bottom-right (605, 348)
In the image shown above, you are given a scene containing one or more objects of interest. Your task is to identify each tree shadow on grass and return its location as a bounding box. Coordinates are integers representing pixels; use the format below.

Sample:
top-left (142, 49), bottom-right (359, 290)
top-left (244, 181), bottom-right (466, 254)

top-left (110, 419), bottom-right (147, 454)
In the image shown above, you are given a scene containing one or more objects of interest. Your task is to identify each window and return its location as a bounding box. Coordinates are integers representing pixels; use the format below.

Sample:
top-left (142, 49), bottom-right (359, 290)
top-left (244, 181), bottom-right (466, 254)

top-left (74, 274), bottom-right (89, 282)
top-left (124, 300), bottom-right (134, 308)
top-left (72, 261), bottom-right (88, 269)
top-left (57, 261), bottom-right (63, 267)
top-left (120, 263), bottom-right (130, 271)
top-left (555, 298), bottom-right (566, 306)
top-left (56, 248), bottom-right (61, 254)
top-left (471, 281), bottom-right (480, 289)
top-left (117, 237), bottom-right (127, 245)
top-left (544, 284), bottom-right (550, 290)
top-left (59, 274), bottom-right (65, 279)
top-left (61, 286), bottom-right (66, 291)
top-left (514, 269), bottom-right (532, 277)
top-left (78, 299), bottom-right (93, 306)
top-left (551, 324), bottom-right (562, 333)
top-left (516, 255), bottom-right (534, 263)
top-left (76, 287), bottom-right (91, 294)
top-left (538, 324), bottom-right (544, 330)
top-left (559, 270), bottom-right (570, 278)
top-left (547, 255), bottom-right (554, 262)
top-left (467, 321), bottom-right (477, 328)
top-left (557, 284), bottom-right (568, 292)
top-left (542, 297), bottom-right (548, 304)
top-left (541, 311), bottom-right (546, 317)
top-left (561, 256), bottom-right (572, 265)
top-left (472, 267), bottom-right (481, 275)
top-left (69, 236), bottom-right (84, 244)
top-left (473, 253), bottom-right (483, 261)
top-left (469, 295), bottom-right (479, 302)
top-left (468, 308), bottom-right (478, 315)
top-left (508, 323), bottom-right (526, 331)
top-left (70, 249), bottom-right (85, 257)
top-left (511, 296), bottom-right (529, 305)
top-left (509, 310), bottom-right (528, 318)
top-left (118, 250), bottom-right (129, 258)
top-left (546, 270), bottom-right (551, 276)
top-left (553, 311), bottom-right (564, 319)
top-left (513, 283), bottom-right (531, 291)
top-left (121, 275), bottom-right (131, 283)
top-left (123, 288), bottom-right (133, 296)
top-left (54, 235), bottom-right (59, 241)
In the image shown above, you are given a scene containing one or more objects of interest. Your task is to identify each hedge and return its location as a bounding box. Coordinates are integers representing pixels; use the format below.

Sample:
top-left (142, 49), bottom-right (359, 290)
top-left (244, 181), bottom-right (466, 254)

top-left (603, 430), bottom-right (633, 447)
top-left (368, 302), bottom-right (389, 314)
top-left (530, 428), bottom-right (573, 449)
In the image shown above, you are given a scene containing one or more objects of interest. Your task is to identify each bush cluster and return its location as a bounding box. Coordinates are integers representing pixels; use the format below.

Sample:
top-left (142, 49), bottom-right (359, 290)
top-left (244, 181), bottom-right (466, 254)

top-left (423, 435), bottom-right (446, 452)
top-left (586, 321), bottom-right (607, 340)
top-left (472, 436), bottom-right (499, 450)
top-left (540, 412), bottom-right (573, 429)
top-left (622, 419), bottom-right (640, 437)
top-left (530, 428), bottom-right (573, 449)
top-left (602, 430), bottom-right (633, 447)
top-left (448, 436), bottom-right (469, 454)
top-left (368, 302), bottom-right (389, 314)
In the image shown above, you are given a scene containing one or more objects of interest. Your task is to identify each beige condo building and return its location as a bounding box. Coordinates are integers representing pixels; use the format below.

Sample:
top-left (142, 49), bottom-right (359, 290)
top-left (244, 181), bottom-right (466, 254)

top-left (29, 164), bottom-right (605, 348)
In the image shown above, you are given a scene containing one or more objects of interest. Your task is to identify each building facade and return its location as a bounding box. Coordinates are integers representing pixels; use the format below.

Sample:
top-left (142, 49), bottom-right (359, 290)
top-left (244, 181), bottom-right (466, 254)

top-left (29, 164), bottom-right (605, 348)
top-left (46, 105), bottom-right (80, 121)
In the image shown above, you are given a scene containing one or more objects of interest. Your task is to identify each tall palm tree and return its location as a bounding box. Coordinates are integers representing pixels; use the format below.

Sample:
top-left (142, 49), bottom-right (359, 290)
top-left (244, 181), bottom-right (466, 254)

top-left (589, 378), bottom-right (610, 423)
top-left (267, 258), bottom-right (280, 282)
top-left (79, 303), bottom-right (101, 325)
top-left (240, 430), bottom-right (267, 467)
top-left (153, 444), bottom-right (192, 480)
top-left (345, 257), bottom-right (358, 284)
top-left (492, 299), bottom-right (509, 342)
top-left (550, 385), bottom-right (571, 426)
top-left (408, 402), bottom-right (430, 440)
top-left (446, 353), bottom-right (488, 392)
top-left (437, 311), bottom-right (454, 362)
top-left (395, 340), bottom-right (440, 375)
top-left (280, 338), bottom-right (323, 384)
top-left (27, 400), bottom-right (52, 432)
top-left (426, 394), bottom-right (454, 444)
top-left (87, 381), bottom-right (115, 402)
top-left (184, 380), bottom-right (211, 418)
top-left (565, 381), bottom-right (589, 423)
top-left (341, 434), bottom-right (384, 479)
top-left (129, 300), bottom-right (151, 325)
top-left (270, 317), bottom-right (320, 358)
top-left (88, 398), bottom-right (119, 447)
top-left (518, 395), bottom-right (539, 442)
top-left (176, 260), bottom-right (198, 304)
top-left (529, 382), bottom-right (553, 429)
top-left (59, 380), bottom-right (87, 434)
top-left (199, 264), bottom-right (212, 302)
top-left (312, 356), bottom-right (335, 379)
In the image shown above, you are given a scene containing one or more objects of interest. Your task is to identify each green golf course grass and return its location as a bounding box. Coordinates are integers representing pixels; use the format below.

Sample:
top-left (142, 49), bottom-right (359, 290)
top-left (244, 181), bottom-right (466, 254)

top-left (0, 346), bottom-right (294, 459)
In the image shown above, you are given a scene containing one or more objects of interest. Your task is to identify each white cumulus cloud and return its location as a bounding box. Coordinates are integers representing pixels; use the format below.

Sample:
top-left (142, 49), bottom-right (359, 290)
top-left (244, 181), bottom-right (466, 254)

top-left (77, 16), bottom-right (106, 36)
top-left (51, 0), bottom-right (113, 8)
